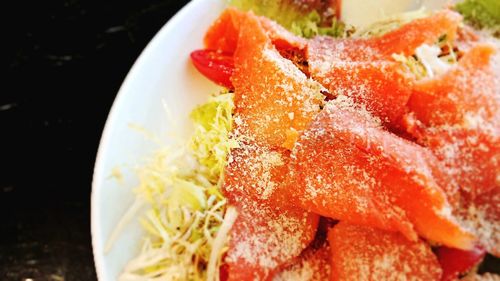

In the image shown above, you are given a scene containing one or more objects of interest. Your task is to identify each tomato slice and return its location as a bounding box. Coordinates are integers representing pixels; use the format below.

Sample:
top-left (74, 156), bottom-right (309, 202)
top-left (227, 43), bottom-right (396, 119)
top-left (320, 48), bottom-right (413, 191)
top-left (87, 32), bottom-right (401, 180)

top-left (190, 49), bottom-right (234, 89)
top-left (436, 245), bottom-right (486, 281)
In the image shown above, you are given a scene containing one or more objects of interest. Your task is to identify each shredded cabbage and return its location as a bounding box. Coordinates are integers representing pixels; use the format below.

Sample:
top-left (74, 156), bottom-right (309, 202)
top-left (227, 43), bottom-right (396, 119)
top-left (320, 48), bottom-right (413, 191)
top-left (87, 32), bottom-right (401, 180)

top-left (116, 92), bottom-right (237, 281)
top-left (189, 93), bottom-right (238, 185)
top-left (392, 33), bottom-right (458, 80)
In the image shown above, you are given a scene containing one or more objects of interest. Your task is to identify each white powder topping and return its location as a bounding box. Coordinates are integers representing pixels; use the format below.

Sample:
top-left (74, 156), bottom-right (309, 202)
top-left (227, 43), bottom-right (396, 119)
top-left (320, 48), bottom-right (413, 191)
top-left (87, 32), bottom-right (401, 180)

top-left (224, 140), bottom-right (285, 200)
top-left (227, 201), bottom-right (311, 270)
top-left (330, 223), bottom-right (442, 281)
top-left (458, 187), bottom-right (500, 256)
top-left (273, 245), bottom-right (331, 281)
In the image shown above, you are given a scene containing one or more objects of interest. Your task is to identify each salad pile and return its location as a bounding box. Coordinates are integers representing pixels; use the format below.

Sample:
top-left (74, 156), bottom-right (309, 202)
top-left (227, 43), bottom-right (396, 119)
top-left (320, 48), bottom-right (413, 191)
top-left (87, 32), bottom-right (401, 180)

top-left (112, 0), bottom-right (500, 280)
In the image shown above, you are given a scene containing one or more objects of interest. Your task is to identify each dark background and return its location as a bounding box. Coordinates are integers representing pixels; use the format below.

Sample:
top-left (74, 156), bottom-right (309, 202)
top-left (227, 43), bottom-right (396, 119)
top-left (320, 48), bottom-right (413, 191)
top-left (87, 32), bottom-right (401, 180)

top-left (3, 1), bottom-right (189, 280)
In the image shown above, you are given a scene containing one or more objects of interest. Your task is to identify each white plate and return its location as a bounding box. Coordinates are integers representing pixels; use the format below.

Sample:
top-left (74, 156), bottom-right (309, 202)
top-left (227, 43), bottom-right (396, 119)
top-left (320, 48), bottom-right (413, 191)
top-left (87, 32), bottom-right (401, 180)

top-left (91, 0), bottom-right (225, 280)
top-left (91, 0), bottom-right (449, 280)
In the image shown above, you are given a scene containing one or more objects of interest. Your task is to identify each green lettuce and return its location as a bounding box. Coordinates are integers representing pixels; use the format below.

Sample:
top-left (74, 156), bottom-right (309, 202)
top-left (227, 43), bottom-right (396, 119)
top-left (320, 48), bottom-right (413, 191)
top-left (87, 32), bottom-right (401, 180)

top-left (229, 0), bottom-right (349, 38)
top-left (456, 0), bottom-right (500, 35)
top-left (118, 92), bottom-right (237, 281)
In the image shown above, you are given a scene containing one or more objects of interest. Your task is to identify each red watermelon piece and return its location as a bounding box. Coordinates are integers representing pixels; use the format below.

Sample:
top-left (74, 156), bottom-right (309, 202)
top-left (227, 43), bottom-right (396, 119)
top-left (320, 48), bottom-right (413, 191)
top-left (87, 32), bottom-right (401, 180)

top-left (328, 222), bottom-right (442, 281)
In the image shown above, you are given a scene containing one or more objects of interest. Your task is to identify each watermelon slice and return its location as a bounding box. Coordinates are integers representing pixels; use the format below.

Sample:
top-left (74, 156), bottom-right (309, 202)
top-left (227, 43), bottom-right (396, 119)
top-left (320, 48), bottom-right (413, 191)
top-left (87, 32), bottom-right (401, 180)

top-left (328, 222), bottom-right (442, 281)
top-left (289, 100), bottom-right (474, 249)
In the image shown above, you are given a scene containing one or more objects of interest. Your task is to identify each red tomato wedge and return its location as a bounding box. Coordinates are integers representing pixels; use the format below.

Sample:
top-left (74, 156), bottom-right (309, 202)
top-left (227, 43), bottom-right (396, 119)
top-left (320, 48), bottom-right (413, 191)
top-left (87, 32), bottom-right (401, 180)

top-left (190, 49), bottom-right (234, 89)
top-left (328, 222), bottom-right (442, 281)
top-left (436, 245), bottom-right (486, 281)
top-left (288, 100), bottom-right (474, 249)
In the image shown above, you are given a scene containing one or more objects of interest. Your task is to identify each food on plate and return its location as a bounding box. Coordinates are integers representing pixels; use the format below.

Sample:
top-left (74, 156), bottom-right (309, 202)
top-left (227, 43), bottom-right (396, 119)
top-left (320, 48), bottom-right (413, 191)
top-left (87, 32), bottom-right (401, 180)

top-left (288, 99), bottom-right (473, 249)
top-left (327, 222), bottom-right (443, 280)
top-left (110, 0), bottom-right (500, 280)
top-left (436, 245), bottom-right (487, 281)
top-left (455, 0), bottom-right (500, 36)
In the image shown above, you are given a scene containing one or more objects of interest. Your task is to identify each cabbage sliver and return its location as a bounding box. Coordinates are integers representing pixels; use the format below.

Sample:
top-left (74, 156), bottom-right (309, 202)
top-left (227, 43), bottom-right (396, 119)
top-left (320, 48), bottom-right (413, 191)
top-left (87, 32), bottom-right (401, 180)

top-left (117, 92), bottom-right (236, 281)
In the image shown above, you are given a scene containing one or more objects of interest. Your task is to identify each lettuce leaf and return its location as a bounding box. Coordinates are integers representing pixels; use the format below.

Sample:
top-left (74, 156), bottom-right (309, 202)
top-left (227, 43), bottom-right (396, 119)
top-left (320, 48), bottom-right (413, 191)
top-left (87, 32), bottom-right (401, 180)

top-left (456, 0), bottom-right (500, 35)
top-left (229, 0), bottom-right (349, 38)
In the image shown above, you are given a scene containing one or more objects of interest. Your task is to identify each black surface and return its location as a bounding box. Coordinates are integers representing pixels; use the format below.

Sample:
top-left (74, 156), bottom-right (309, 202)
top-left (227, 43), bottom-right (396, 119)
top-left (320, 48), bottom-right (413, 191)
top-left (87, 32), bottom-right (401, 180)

top-left (3, 1), bottom-right (189, 280)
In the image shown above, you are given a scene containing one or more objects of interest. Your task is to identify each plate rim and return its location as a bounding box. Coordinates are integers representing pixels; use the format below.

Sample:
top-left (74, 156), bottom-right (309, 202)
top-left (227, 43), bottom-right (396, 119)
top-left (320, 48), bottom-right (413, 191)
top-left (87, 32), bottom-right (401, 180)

top-left (90, 0), bottom-right (207, 279)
